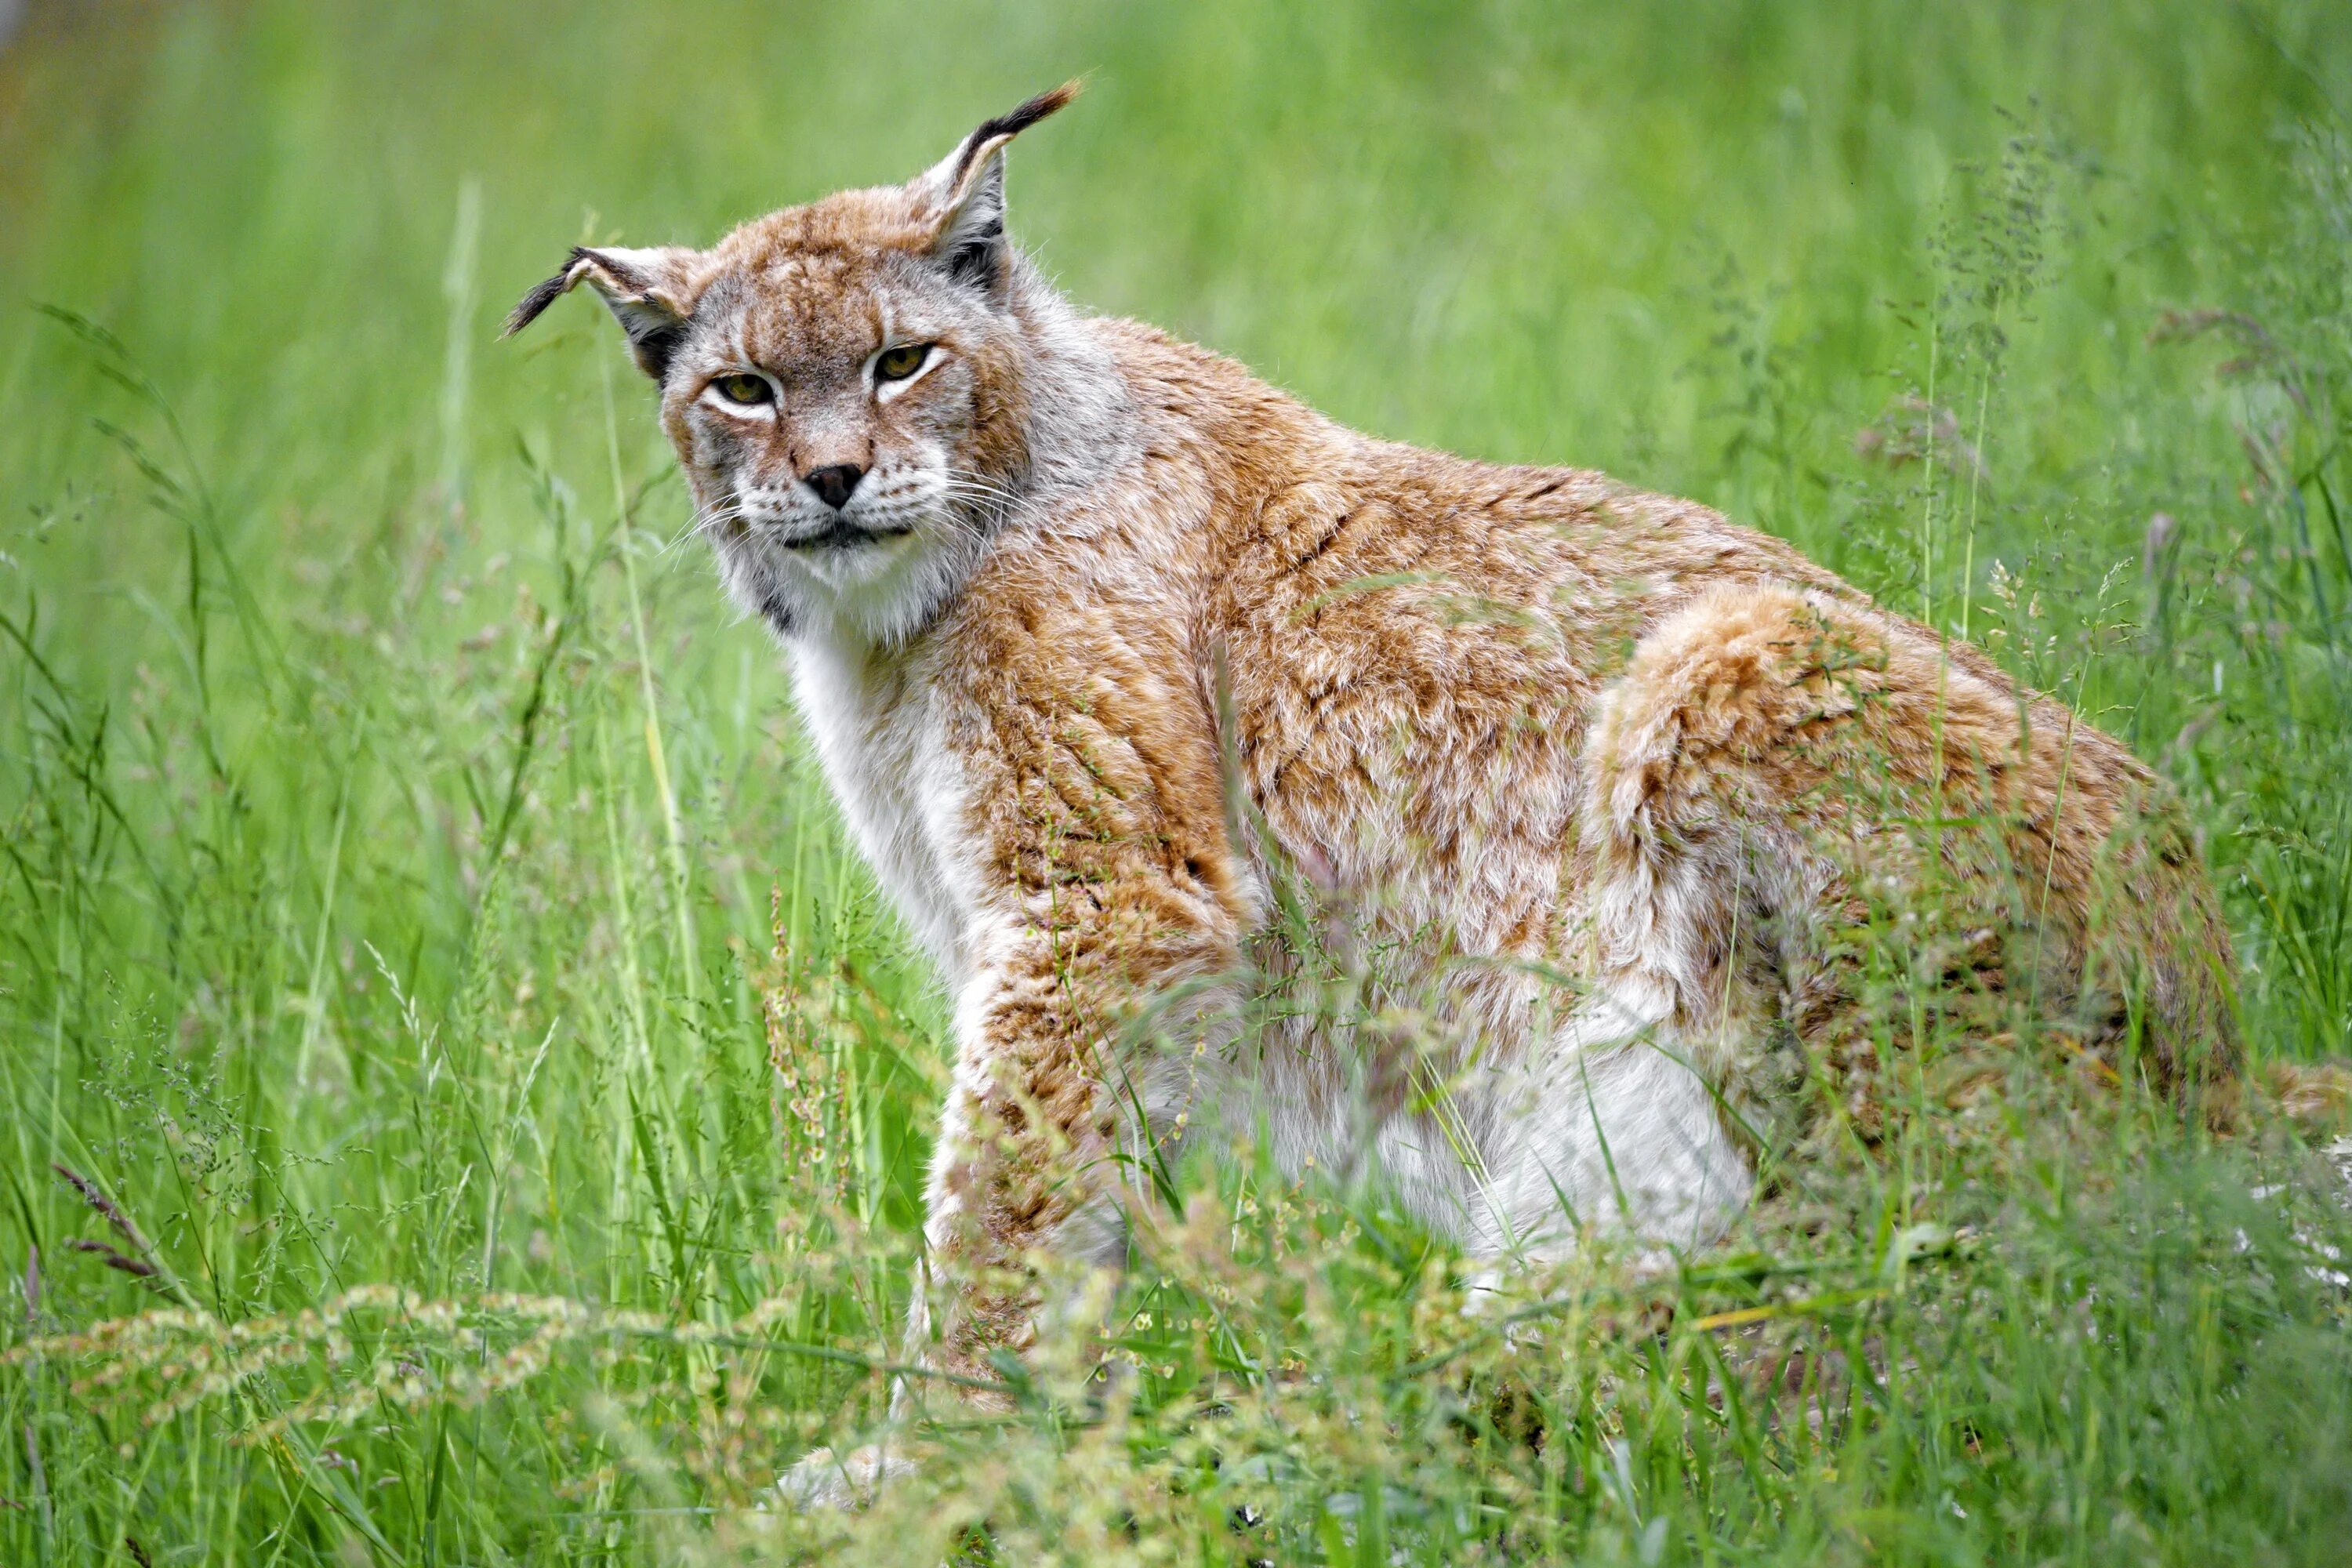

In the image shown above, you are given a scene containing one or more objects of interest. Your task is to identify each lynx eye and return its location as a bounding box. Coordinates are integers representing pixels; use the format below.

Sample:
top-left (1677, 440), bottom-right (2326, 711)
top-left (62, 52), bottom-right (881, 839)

top-left (874, 343), bottom-right (931, 383)
top-left (711, 372), bottom-right (773, 406)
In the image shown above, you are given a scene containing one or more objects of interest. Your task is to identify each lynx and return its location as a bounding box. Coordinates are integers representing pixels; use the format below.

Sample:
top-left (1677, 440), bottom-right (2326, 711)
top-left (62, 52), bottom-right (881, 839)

top-left (510, 85), bottom-right (2238, 1496)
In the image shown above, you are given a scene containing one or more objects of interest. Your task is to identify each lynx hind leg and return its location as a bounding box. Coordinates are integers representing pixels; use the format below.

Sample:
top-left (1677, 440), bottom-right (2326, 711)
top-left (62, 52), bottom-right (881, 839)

top-left (1570, 580), bottom-right (2056, 1149)
top-left (1475, 585), bottom-right (1906, 1276)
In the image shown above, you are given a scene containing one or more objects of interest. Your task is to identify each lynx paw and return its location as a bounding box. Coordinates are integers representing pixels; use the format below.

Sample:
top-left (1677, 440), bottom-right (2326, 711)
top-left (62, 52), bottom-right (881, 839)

top-left (776, 1442), bottom-right (919, 1511)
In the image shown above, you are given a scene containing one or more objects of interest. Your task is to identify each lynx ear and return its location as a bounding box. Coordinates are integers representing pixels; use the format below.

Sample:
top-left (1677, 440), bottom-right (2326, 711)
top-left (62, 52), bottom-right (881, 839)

top-left (503, 245), bottom-right (697, 380)
top-left (916, 81), bottom-right (1080, 294)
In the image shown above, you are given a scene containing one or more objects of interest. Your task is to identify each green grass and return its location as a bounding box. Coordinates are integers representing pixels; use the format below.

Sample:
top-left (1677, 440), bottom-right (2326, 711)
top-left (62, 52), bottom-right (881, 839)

top-left (4, 0), bottom-right (2352, 1561)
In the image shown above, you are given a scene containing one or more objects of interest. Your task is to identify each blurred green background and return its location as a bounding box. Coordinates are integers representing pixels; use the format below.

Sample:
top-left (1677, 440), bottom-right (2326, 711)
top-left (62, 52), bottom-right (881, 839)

top-left (5, 2), bottom-right (2352, 1563)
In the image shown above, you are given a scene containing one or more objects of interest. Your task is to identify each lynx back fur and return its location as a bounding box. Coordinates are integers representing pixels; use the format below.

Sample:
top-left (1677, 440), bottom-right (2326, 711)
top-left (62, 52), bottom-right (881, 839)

top-left (510, 85), bottom-right (2238, 1443)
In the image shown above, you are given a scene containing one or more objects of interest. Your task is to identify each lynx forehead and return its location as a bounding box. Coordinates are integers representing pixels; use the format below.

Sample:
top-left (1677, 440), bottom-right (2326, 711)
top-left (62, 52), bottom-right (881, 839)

top-left (510, 85), bottom-right (2240, 1505)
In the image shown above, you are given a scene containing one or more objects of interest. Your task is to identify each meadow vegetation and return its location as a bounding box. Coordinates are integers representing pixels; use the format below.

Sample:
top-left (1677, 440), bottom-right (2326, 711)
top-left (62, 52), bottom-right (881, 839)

top-left (3, 1), bottom-right (2351, 1562)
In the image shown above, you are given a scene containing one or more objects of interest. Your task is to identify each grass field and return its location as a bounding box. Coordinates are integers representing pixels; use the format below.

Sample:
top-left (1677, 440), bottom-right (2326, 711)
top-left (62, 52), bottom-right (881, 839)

top-left (4, 1), bottom-right (2352, 1562)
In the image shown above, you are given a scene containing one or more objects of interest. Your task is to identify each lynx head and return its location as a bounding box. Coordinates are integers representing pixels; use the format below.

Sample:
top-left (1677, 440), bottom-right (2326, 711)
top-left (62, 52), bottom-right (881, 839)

top-left (508, 84), bottom-right (1081, 644)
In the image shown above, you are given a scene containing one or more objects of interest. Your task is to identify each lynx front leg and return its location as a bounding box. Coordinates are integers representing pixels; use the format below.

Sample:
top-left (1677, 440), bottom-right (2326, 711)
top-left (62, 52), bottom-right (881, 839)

top-left (1468, 584), bottom-right (1867, 1283)
top-left (779, 929), bottom-right (1201, 1512)
top-left (907, 937), bottom-right (1139, 1405)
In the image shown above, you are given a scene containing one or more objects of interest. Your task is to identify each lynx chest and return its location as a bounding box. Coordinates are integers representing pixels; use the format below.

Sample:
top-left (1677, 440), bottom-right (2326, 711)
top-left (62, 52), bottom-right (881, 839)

top-left (786, 637), bottom-right (970, 975)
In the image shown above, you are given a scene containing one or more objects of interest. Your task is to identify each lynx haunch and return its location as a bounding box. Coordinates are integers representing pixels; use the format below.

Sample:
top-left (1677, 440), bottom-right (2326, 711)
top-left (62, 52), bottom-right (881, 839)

top-left (511, 83), bottom-right (2238, 1455)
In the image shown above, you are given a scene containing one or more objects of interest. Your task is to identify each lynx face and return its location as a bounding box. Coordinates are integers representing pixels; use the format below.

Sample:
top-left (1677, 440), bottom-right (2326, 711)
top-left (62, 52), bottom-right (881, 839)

top-left (509, 87), bottom-right (1074, 643)
top-left (659, 238), bottom-right (1029, 644)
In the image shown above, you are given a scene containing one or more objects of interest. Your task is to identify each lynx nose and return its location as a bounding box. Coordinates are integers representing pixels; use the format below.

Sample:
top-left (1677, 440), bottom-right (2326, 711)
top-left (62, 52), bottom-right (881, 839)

top-left (801, 463), bottom-right (866, 511)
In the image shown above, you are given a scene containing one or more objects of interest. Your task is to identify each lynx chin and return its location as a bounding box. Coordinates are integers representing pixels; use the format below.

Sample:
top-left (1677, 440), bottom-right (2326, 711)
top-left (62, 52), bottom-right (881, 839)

top-left (510, 84), bottom-right (2240, 1500)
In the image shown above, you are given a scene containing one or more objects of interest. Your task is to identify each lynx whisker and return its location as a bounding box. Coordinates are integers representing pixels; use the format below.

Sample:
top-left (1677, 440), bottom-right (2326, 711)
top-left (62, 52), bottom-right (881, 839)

top-left (669, 497), bottom-right (747, 555)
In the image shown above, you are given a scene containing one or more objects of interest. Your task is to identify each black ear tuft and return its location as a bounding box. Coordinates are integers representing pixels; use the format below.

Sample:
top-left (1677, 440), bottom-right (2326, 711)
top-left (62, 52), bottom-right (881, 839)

top-left (503, 248), bottom-right (592, 338)
top-left (948, 81), bottom-right (1081, 191)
